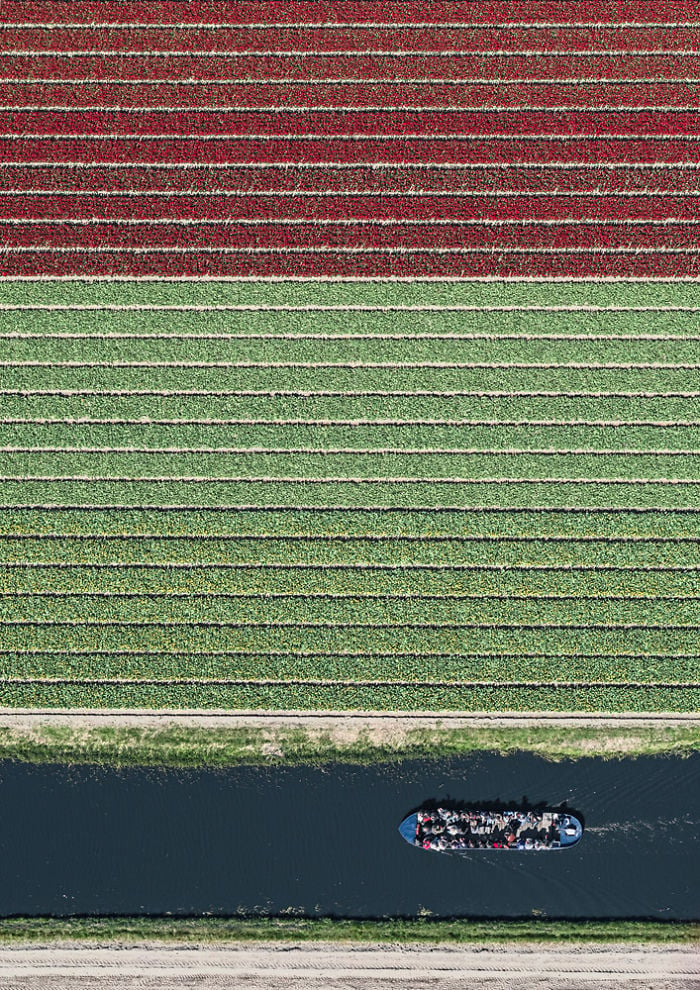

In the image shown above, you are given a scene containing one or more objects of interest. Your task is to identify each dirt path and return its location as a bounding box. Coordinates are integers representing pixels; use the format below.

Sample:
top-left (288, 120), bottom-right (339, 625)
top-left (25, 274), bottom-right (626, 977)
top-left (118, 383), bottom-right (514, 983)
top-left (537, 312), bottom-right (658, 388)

top-left (0, 707), bottom-right (696, 752)
top-left (0, 943), bottom-right (697, 990)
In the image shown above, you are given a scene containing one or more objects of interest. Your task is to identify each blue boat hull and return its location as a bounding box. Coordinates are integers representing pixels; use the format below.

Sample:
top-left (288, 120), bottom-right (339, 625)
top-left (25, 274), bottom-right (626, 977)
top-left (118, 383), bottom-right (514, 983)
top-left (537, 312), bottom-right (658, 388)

top-left (399, 808), bottom-right (583, 851)
top-left (398, 813), bottom-right (419, 845)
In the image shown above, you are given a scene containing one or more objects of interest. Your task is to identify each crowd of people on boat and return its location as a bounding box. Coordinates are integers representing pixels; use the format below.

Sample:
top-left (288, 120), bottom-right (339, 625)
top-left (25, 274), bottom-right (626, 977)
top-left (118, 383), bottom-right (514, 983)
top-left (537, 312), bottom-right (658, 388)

top-left (415, 807), bottom-right (562, 851)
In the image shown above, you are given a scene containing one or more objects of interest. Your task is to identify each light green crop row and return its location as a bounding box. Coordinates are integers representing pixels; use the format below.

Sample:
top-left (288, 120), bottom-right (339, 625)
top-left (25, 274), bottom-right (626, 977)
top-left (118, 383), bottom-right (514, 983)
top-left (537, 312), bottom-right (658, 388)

top-left (4, 424), bottom-right (697, 452)
top-left (1, 535), bottom-right (695, 566)
top-left (5, 451), bottom-right (696, 478)
top-left (2, 308), bottom-right (697, 336)
top-left (1, 621), bottom-right (696, 653)
top-left (3, 278), bottom-right (700, 308)
top-left (2, 480), bottom-right (696, 507)
top-left (4, 368), bottom-right (695, 391)
top-left (4, 396), bottom-right (693, 422)
top-left (1, 682), bottom-right (698, 712)
top-left (0, 508), bottom-right (696, 538)
top-left (2, 595), bottom-right (695, 626)
top-left (2, 565), bottom-right (694, 597)
top-left (4, 336), bottom-right (693, 365)
top-left (1, 651), bottom-right (697, 684)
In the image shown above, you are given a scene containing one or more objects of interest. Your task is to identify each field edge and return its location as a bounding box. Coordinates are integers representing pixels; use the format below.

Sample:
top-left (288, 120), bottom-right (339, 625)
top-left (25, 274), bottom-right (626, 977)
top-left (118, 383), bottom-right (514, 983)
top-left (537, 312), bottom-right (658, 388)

top-left (0, 711), bottom-right (698, 767)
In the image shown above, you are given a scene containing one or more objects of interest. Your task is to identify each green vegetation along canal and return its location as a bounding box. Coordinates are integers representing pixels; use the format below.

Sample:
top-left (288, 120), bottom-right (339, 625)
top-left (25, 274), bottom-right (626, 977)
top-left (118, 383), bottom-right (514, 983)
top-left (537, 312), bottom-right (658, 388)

top-left (0, 752), bottom-right (697, 919)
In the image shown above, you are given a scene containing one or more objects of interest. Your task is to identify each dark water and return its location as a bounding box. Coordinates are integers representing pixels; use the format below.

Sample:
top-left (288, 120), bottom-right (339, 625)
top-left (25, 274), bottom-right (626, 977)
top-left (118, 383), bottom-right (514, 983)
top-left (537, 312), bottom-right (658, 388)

top-left (0, 753), bottom-right (698, 919)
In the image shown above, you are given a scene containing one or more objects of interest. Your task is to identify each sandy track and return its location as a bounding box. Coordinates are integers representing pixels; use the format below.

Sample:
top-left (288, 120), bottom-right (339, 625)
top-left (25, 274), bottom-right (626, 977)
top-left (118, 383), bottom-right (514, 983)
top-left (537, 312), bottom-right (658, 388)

top-left (3, 708), bottom-right (697, 723)
top-left (1, 707), bottom-right (697, 730)
top-left (0, 943), bottom-right (697, 990)
top-left (0, 708), bottom-right (696, 755)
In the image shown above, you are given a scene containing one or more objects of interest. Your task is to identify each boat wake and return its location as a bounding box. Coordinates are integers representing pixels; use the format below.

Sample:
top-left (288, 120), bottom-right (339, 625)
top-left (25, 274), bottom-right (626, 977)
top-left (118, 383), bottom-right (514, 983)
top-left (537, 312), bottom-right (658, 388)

top-left (585, 817), bottom-right (699, 841)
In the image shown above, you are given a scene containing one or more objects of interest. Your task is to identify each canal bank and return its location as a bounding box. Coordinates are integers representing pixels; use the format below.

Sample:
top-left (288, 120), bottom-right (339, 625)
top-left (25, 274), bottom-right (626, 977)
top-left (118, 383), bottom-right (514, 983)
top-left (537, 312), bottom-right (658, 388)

top-left (0, 711), bottom-right (697, 768)
top-left (0, 917), bottom-right (697, 945)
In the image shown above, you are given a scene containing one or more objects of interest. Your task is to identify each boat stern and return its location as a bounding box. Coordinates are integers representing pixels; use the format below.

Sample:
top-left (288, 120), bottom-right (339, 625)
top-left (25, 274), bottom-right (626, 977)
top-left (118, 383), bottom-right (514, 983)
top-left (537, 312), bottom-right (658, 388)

top-left (558, 814), bottom-right (584, 847)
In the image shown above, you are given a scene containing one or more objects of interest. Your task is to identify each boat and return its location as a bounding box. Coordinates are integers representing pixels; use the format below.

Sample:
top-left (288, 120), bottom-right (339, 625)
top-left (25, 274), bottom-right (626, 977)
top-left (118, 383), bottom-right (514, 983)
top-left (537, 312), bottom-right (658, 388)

top-left (398, 805), bottom-right (583, 852)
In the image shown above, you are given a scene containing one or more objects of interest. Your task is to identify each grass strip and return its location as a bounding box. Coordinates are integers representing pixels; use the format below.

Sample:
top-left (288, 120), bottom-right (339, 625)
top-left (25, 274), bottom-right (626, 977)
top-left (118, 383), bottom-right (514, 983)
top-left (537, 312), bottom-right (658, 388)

top-left (0, 719), bottom-right (698, 768)
top-left (0, 916), bottom-right (696, 944)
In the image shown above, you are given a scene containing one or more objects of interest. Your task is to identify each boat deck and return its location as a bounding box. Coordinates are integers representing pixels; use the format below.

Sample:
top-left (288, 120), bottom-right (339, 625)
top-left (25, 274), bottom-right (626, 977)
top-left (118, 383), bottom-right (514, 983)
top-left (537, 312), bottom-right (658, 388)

top-left (400, 808), bottom-right (583, 851)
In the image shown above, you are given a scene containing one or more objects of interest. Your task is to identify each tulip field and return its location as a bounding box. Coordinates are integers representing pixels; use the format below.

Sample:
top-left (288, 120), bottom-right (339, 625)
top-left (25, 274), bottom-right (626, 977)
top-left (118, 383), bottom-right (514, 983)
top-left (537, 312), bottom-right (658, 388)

top-left (0, 278), bottom-right (697, 711)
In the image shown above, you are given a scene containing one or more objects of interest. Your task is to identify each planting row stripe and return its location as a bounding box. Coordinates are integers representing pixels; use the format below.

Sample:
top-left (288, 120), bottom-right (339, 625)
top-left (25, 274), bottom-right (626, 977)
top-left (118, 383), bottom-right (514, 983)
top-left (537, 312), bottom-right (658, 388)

top-left (2, 506), bottom-right (694, 533)
top-left (2, 360), bottom-right (693, 368)
top-left (6, 260), bottom-right (691, 275)
top-left (6, 249), bottom-right (697, 254)
top-left (6, 188), bottom-right (700, 210)
top-left (3, 303), bottom-right (699, 309)
top-left (8, 219), bottom-right (700, 226)
top-left (0, 502), bottom-right (700, 516)
top-left (10, 144), bottom-right (696, 161)
top-left (5, 420), bottom-right (698, 427)
top-left (6, 620), bottom-right (697, 629)
top-left (6, 2), bottom-right (698, 25)
top-left (8, 162), bottom-right (700, 168)
top-left (6, 59), bottom-right (700, 80)
top-left (3, 592), bottom-right (695, 600)
top-left (6, 190), bottom-right (700, 198)
top-left (4, 683), bottom-right (692, 711)
top-left (7, 23), bottom-right (700, 29)
top-left (9, 49), bottom-right (700, 56)
top-left (3, 334), bottom-right (695, 341)
top-left (3, 620), bottom-right (697, 630)
top-left (7, 104), bottom-right (700, 112)
top-left (1, 674), bottom-right (695, 685)
top-left (5, 77), bottom-right (699, 82)
top-left (3, 534), bottom-right (696, 542)
top-left (3, 448), bottom-right (698, 455)
top-left (6, 22), bottom-right (700, 30)
top-left (3, 477), bottom-right (698, 484)
top-left (3, 563), bottom-right (697, 571)
top-left (9, 132), bottom-right (700, 139)
top-left (5, 391), bottom-right (696, 397)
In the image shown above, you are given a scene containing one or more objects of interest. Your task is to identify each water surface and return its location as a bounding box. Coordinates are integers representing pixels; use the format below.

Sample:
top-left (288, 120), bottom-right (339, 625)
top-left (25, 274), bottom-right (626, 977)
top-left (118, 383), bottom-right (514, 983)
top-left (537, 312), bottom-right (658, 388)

top-left (0, 752), bottom-right (697, 918)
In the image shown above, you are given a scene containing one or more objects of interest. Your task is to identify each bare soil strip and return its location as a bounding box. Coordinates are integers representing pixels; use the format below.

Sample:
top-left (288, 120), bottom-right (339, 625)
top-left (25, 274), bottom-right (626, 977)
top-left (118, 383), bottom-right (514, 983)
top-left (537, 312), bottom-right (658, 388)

top-left (0, 943), bottom-right (696, 990)
top-left (1, 707), bottom-right (698, 734)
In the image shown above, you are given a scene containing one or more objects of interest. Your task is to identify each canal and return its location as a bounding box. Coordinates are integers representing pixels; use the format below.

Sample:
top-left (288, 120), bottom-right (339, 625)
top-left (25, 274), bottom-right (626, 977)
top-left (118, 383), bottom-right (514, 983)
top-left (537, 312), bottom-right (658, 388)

top-left (0, 752), bottom-right (697, 918)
